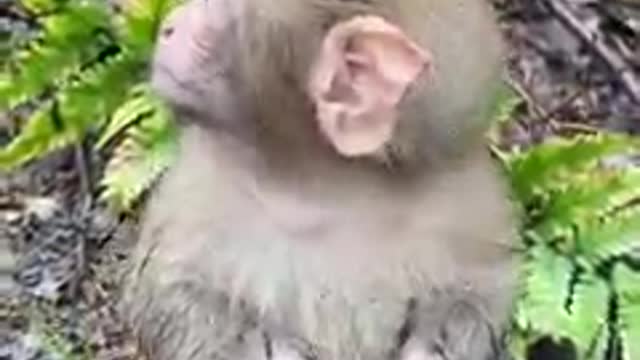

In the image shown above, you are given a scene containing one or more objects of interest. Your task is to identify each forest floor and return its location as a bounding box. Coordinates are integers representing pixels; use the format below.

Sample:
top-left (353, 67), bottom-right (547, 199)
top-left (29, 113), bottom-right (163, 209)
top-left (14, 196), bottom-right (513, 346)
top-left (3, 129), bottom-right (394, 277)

top-left (1, 0), bottom-right (639, 359)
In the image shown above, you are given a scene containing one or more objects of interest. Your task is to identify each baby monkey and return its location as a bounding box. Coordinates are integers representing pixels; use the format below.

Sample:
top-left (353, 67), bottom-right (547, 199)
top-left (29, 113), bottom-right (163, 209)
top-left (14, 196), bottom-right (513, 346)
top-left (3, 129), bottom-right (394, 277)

top-left (122, 0), bottom-right (518, 359)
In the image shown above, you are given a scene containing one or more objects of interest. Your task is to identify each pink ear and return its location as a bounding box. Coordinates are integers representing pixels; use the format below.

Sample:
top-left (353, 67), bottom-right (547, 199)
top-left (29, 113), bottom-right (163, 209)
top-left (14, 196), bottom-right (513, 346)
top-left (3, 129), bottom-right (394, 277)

top-left (308, 16), bottom-right (432, 157)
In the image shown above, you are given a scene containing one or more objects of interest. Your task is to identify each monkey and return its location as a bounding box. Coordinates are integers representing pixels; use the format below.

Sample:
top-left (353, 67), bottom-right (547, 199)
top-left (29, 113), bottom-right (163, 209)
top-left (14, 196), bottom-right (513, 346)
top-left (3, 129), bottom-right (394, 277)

top-left (122, 0), bottom-right (518, 360)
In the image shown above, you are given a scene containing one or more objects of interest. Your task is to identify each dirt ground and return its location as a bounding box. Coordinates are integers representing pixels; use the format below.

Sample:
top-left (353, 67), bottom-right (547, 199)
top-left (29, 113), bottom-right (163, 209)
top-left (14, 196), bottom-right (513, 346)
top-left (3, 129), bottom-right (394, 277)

top-left (1, 0), bottom-right (639, 359)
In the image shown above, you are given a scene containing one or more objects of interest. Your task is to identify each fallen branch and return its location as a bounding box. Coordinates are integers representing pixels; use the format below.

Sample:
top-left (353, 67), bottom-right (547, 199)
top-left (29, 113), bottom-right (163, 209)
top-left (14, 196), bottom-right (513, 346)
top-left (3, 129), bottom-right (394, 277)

top-left (545, 0), bottom-right (640, 104)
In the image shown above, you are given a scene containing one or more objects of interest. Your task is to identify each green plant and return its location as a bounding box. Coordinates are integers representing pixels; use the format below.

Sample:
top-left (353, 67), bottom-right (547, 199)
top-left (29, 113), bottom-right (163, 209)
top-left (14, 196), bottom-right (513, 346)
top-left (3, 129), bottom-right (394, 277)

top-left (1, 0), bottom-right (178, 210)
top-left (97, 84), bottom-right (177, 210)
top-left (498, 133), bottom-right (640, 360)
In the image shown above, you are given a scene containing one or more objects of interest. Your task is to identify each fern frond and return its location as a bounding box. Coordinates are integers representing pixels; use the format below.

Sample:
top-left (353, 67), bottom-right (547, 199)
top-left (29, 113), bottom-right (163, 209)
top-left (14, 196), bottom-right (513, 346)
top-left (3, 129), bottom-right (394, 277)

top-left (0, 104), bottom-right (77, 168)
top-left (517, 244), bottom-right (609, 358)
top-left (562, 278), bottom-right (609, 358)
top-left (505, 134), bottom-right (640, 205)
top-left (96, 84), bottom-right (155, 149)
top-left (508, 131), bottom-right (640, 359)
top-left (100, 97), bottom-right (177, 211)
top-left (515, 245), bottom-right (574, 333)
top-left (21, 0), bottom-right (64, 14)
top-left (532, 169), bottom-right (640, 242)
top-left (1, 0), bottom-right (113, 109)
top-left (0, 52), bottom-right (143, 169)
top-left (577, 206), bottom-right (640, 262)
top-left (614, 264), bottom-right (640, 360)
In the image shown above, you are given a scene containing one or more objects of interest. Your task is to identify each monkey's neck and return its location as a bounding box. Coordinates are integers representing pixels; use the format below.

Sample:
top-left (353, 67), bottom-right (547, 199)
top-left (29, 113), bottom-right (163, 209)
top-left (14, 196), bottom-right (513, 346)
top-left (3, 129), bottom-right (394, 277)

top-left (169, 126), bottom-right (513, 349)
top-left (179, 126), bottom-right (505, 255)
top-left (181, 122), bottom-right (489, 204)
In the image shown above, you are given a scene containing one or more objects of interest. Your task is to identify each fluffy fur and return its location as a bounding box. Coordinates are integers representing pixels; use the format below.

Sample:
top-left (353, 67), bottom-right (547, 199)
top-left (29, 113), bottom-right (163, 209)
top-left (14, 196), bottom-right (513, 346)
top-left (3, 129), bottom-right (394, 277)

top-left (123, 1), bottom-right (517, 359)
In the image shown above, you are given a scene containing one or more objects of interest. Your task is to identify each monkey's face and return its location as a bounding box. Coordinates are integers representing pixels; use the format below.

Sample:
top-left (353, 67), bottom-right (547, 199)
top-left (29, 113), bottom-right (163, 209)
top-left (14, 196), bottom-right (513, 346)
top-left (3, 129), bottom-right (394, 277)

top-left (151, 0), bottom-right (246, 125)
top-left (152, 0), bottom-right (435, 158)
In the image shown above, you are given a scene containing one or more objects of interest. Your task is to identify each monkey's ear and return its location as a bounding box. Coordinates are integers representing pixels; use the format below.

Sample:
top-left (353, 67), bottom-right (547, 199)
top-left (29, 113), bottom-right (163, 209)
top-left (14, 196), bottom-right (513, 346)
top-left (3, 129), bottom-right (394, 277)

top-left (308, 16), bottom-right (432, 157)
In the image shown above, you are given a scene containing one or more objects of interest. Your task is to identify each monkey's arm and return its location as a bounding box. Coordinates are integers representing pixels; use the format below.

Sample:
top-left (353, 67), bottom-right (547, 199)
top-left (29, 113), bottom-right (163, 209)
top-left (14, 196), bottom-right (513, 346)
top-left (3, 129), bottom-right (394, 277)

top-left (399, 251), bottom-right (516, 360)
top-left (123, 258), bottom-right (267, 360)
top-left (400, 294), bottom-right (507, 360)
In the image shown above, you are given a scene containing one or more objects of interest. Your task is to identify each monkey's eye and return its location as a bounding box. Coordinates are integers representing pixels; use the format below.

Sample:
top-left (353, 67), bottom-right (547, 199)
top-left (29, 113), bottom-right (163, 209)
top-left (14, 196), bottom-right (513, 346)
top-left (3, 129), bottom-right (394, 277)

top-left (161, 26), bottom-right (175, 38)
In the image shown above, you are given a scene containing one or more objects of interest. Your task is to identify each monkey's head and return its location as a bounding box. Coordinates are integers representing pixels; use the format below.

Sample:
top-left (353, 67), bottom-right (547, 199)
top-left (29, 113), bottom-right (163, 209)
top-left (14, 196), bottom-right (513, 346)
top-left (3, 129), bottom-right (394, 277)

top-left (152, 0), bottom-right (504, 165)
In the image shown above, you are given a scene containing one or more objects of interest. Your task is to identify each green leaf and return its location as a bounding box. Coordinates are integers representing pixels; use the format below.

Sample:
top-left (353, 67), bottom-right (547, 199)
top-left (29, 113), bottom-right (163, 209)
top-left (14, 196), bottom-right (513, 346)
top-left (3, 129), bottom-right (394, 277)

top-left (614, 264), bottom-right (640, 360)
top-left (0, 104), bottom-right (78, 169)
top-left (96, 84), bottom-right (155, 149)
top-left (577, 207), bottom-right (640, 262)
top-left (1, 52), bottom-right (143, 169)
top-left (515, 244), bottom-right (609, 358)
top-left (506, 134), bottom-right (640, 205)
top-left (562, 279), bottom-right (609, 358)
top-left (533, 169), bottom-right (640, 241)
top-left (100, 100), bottom-right (178, 211)
top-left (21, 0), bottom-right (63, 13)
top-left (515, 246), bottom-right (574, 333)
top-left (2, 1), bottom-right (113, 109)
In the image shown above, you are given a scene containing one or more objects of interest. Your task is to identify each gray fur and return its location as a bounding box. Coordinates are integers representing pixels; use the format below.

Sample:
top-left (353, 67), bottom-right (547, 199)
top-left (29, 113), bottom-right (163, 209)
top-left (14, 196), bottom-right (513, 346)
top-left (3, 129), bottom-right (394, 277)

top-left (123, 1), bottom-right (518, 359)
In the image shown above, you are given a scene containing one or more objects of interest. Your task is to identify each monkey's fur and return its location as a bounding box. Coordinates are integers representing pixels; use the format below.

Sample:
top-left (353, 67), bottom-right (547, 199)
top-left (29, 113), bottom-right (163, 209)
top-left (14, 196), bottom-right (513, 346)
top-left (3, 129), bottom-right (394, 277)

top-left (122, 1), bottom-right (518, 360)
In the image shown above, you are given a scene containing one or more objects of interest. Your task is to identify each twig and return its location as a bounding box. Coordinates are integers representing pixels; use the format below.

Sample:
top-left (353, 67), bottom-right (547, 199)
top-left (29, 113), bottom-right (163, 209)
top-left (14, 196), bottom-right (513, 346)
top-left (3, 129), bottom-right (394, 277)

top-left (544, 0), bottom-right (640, 104)
top-left (504, 75), bottom-right (549, 119)
top-left (505, 74), bottom-right (586, 125)
top-left (74, 140), bottom-right (94, 211)
top-left (549, 120), bottom-right (601, 135)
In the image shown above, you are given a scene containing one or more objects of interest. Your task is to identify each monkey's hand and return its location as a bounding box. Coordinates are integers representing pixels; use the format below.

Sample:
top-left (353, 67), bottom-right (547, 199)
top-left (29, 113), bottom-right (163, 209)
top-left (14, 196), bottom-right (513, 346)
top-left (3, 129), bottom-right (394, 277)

top-left (122, 260), bottom-right (269, 360)
top-left (123, 261), bottom-right (316, 360)
top-left (397, 297), bottom-right (506, 360)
